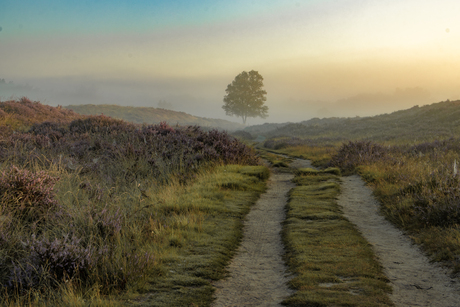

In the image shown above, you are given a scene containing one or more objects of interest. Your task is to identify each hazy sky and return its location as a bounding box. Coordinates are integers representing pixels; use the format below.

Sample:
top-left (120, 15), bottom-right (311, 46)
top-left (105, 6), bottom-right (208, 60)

top-left (1, 0), bottom-right (459, 124)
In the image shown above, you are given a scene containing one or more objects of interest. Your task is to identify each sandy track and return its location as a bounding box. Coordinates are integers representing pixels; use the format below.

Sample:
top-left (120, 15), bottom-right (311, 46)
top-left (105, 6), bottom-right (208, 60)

top-left (212, 157), bottom-right (460, 306)
top-left (338, 175), bottom-right (460, 307)
top-left (212, 170), bottom-right (296, 307)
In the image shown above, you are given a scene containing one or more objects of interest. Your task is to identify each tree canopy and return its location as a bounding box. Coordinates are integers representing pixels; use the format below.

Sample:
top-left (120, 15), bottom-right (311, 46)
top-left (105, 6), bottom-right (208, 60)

top-left (222, 70), bottom-right (268, 125)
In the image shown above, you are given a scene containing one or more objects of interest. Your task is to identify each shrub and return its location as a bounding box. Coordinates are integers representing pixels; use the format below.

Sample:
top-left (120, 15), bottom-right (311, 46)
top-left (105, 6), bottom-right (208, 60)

top-left (29, 121), bottom-right (67, 141)
top-left (7, 234), bottom-right (95, 291)
top-left (6, 233), bottom-right (154, 293)
top-left (0, 100), bottom-right (261, 300)
top-left (68, 115), bottom-right (135, 135)
top-left (231, 130), bottom-right (254, 140)
top-left (263, 139), bottom-right (275, 149)
top-left (329, 141), bottom-right (388, 173)
top-left (401, 171), bottom-right (460, 228)
top-left (406, 137), bottom-right (460, 159)
top-left (0, 166), bottom-right (60, 223)
top-left (0, 98), bottom-right (82, 135)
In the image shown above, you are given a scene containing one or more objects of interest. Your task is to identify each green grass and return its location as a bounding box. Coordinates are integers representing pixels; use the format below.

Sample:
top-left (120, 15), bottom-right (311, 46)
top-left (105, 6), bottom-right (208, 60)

top-left (296, 167), bottom-right (341, 177)
top-left (0, 99), bottom-right (267, 306)
top-left (355, 156), bottom-right (460, 273)
top-left (282, 171), bottom-right (393, 306)
top-left (120, 164), bottom-right (268, 306)
top-left (0, 163), bottom-right (269, 306)
top-left (256, 148), bottom-right (294, 168)
top-left (265, 137), bottom-right (460, 277)
top-left (260, 145), bottom-right (337, 168)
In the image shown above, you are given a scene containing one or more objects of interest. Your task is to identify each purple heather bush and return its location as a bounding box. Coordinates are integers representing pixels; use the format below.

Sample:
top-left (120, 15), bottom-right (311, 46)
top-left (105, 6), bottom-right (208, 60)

top-left (397, 159), bottom-right (460, 228)
top-left (0, 98), bottom-right (82, 135)
top-left (327, 139), bottom-right (460, 229)
top-left (329, 140), bottom-right (389, 173)
top-left (2, 196), bottom-right (151, 293)
top-left (8, 234), bottom-right (94, 289)
top-left (0, 165), bottom-right (60, 223)
top-left (29, 121), bottom-right (67, 141)
top-left (0, 110), bottom-right (260, 297)
top-left (0, 116), bottom-right (259, 183)
top-left (265, 136), bottom-right (460, 230)
top-left (5, 232), bottom-right (154, 293)
top-left (406, 137), bottom-right (460, 159)
top-left (92, 206), bottom-right (123, 239)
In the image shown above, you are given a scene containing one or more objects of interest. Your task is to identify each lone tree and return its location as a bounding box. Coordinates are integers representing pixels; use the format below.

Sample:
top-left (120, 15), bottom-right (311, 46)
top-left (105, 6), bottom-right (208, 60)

top-left (222, 70), bottom-right (268, 124)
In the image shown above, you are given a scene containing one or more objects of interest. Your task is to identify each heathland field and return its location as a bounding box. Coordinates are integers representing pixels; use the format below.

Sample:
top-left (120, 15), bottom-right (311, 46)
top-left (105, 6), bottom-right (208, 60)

top-left (0, 98), bottom-right (266, 306)
top-left (2, 98), bottom-right (460, 306)
top-left (261, 101), bottom-right (460, 277)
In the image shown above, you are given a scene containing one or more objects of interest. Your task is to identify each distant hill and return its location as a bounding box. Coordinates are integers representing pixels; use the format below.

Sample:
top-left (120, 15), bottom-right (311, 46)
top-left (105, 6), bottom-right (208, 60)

top-left (0, 98), bottom-right (83, 136)
top-left (251, 100), bottom-right (460, 143)
top-left (64, 104), bottom-right (245, 131)
top-left (243, 117), bottom-right (351, 136)
top-left (242, 122), bottom-right (291, 135)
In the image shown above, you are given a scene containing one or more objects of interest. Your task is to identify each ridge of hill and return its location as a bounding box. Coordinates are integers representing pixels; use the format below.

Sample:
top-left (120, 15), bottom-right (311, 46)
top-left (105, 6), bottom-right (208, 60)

top-left (0, 97), bottom-right (83, 135)
top-left (251, 100), bottom-right (460, 142)
top-left (242, 117), bottom-right (350, 135)
top-left (64, 104), bottom-right (245, 131)
top-left (242, 122), bottom-right (292, 135)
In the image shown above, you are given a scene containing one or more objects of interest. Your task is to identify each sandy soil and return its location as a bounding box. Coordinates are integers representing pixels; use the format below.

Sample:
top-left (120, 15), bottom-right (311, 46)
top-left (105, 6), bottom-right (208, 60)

top-left (338, 175), bottom-right (460, 307)
top-left (212, 169), bottom-right (296, 307)
top-left (213, 157), bottom-right (460, 307)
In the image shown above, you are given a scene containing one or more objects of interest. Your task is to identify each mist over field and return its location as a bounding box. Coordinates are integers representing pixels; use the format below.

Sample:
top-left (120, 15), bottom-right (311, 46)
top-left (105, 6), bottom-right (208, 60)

top-left (2, 0), bottom-right (460, 124)
top-left (0, 77), bottom-right (439, 124)
top-left (3, 2), bottom-right (460, 304)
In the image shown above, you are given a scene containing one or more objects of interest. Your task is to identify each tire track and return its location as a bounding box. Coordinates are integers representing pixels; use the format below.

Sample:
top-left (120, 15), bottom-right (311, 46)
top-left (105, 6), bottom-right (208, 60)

top-left (339, 175), bottom-right (460, 307)
top-left (212, 170), bottom-right (295, 307)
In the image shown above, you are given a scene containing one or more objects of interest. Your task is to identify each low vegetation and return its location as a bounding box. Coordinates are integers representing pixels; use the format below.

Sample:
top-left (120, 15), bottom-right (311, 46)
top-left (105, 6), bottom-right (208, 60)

top-left (262, 101), bottom-right (460, 275)
top-left (263, 138), bottom-right (338, 168)
top-left (345, 140), bottom-right (460, 273)
top-left (124, 164), bottom-right (269, 306)
top-left (65, 104), bottom-right (245, 131)
top-left (0, 97), bottom-right (82, 137)
top-left (5, 96), bottom-right (460, 305)
top-left (257, 150), bottom-right (293, 168)
top-left (282, 168), bottom-right (393, 306)
top-left (0, 98), bottom-right (267, 306)
top-left (257, 100), bottom-right (460, 143)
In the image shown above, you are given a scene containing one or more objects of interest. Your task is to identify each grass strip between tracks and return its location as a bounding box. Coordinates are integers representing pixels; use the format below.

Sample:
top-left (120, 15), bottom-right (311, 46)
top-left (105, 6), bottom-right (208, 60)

top-left (282, 168), bottom-right (394, 306)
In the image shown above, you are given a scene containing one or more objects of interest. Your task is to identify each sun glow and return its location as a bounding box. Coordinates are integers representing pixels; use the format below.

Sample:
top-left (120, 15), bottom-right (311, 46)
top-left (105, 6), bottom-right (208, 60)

top-left (1, 0), bottom-right (460, 122)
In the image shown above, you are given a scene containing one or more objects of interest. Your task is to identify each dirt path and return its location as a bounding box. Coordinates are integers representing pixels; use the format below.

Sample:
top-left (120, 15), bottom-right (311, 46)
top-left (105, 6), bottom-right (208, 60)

top-left (338, 175), bottom-right (460, 307)
top-left (212, 169), bottom-right (296, 307)
top-left (213, 157), bottom-right (460, 306)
